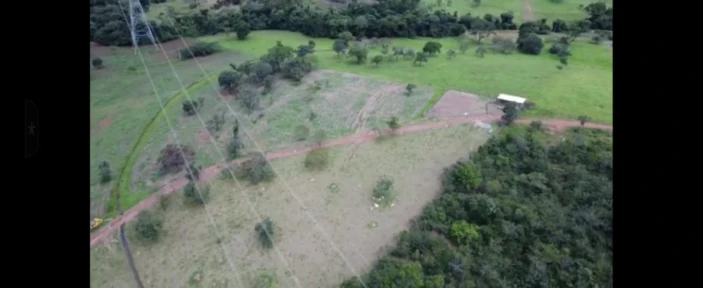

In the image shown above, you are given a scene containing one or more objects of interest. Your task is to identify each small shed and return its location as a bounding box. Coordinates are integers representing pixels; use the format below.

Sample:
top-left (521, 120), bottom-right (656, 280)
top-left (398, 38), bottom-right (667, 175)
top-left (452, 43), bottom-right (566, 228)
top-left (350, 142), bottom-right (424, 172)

top-left (496, 94), bottom-right (527, 105)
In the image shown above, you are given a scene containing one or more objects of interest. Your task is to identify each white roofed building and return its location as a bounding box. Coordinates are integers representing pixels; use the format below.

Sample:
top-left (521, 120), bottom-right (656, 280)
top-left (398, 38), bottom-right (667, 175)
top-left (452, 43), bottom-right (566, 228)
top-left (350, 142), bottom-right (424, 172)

top-left (497, 94), bottom-right (527, 104)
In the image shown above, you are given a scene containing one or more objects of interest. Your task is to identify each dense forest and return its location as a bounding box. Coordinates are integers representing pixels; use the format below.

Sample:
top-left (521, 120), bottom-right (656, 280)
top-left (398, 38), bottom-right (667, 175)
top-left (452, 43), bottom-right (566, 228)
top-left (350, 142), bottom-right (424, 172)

top-left (89, 0), bottom-right (613, 46)
top-left (341, 127), bottom-right (613, 288)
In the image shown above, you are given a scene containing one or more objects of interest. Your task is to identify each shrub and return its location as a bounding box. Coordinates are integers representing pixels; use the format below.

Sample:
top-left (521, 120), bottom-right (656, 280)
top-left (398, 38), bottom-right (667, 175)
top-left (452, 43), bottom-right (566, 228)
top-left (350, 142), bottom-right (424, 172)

top-left (237, 152), bottom-right (275, 184)
top-left (517, 33), bottom-right (544, 55)
top-left (294, 125), bottom-right (310, 141)
top-left (182, 98), bottom-right (204, 116)
top-left (304, 148), bottom-right (330, 171)
top-left (372, 176), bottom-right (395, 207)
top-left (183, 181), bottom-right (209, 205)
top-left (98, 161), bottom-right (112, 183)
top-left (226, 137), bottom-right (244, 160)
top-left (255, 218), bottom-right (277, 249)
top-left (157, 144), bottom-right (195, 174)
top-left (235, 23), bottom-right (250, 40)
top-left (92, 57), bottom-right (104, 69)
top-left (179, 42), bottom-right (219, 60)
top-left (491, 36), bottom-right (516, 54)
top-left (206, 112), bottom-right (226, 133)
top-left (134, 211), bottom-right (163, 242)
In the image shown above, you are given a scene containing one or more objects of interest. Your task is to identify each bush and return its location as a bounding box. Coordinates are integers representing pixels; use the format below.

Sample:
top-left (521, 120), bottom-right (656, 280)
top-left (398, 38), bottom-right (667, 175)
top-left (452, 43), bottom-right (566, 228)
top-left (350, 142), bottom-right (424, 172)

top-left (294, 125), bottom-right (310, 141)
top-left (92, 57), bottom-right (103, 69)
top-left (304, 148), bottom-right (330, 171)
top-left (372, 176), bottom-right (395, 207)
top-left (226, 137), bottom-right (244, 160)
top-left (255, 218), bottom-right (277, 249)
top-left (517, 33), bottom-right (544, 55)
top-left (179, 42), bottom-right (219, 60)
top-left (182, 98), bottom-right (204, 116)
top-left (157, 144), bottom-right (195, 174)
top-left (98, 161), bottom-right (112, 183)
top-left (134, 211), bottom-right (163, 242)
top-left (236, 23), bottom-right (250, 40)
top-left (237, 152), bottom-right (275, 184)
top-left (491, 36), bottom-right (516, 54)
top-left (183, 181), bottom-right (209, 205)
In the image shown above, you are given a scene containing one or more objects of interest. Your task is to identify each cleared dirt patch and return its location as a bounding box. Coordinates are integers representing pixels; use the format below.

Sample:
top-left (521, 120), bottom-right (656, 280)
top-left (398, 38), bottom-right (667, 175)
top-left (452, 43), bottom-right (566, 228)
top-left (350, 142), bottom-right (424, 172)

top-left (426, 90), bottom-right (502, 119)
top-left (99, 116), bottom-right (113, 130)
top-left (90, 125), bottom-right (491, 287)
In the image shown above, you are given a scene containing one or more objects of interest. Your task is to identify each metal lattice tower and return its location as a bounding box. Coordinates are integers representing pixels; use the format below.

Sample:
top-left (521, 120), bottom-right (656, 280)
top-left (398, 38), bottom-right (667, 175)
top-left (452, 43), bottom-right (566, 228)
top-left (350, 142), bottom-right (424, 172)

top-left (127, 0), bottom-right (158, 54)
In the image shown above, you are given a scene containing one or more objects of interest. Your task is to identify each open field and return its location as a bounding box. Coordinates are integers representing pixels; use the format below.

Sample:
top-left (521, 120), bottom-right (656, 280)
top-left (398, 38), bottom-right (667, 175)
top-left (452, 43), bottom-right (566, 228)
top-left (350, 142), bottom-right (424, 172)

top-left (421, 0), bottom-right (613, 22)
top-left (90, 124), bottom-right (492, 288)
top-left (89, 41), bottom-right (251, 216)
top-left (127, 69), bottom-right (434, 194)
top-left (199, 30), bottom-right (612, 123)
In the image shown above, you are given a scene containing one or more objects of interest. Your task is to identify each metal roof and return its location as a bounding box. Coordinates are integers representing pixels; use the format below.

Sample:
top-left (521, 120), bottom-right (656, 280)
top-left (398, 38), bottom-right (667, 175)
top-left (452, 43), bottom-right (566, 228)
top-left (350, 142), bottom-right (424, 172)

top-left (497, 94), bottom-right (527, 104)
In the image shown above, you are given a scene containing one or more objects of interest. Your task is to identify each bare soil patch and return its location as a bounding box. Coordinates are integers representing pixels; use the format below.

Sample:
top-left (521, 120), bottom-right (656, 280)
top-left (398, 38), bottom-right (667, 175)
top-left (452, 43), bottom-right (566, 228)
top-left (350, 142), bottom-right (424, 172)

top-left (99, 116), bottom-right (113, 130)
top-left (426, 90), bottom-right (502, 119)
top-left (196, 129), bottom-right (212, 146)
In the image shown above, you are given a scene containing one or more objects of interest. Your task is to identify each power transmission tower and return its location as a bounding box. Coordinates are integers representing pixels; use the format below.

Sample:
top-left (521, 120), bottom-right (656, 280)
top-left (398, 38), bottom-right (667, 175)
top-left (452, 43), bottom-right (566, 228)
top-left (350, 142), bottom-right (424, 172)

top-left (127, 0), bottom-right (158, 54)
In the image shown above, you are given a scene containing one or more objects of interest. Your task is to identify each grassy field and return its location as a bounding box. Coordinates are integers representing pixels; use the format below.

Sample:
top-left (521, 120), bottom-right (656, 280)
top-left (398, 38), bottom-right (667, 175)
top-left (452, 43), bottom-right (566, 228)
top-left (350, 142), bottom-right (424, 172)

top-left (127, 69), bottom-right (434, 193)
top-left (90, 124), bottom-right (491, 288)
top-left (200, 30), bottom-right (612, 123)
top-left (89, 44), bottom-right (249, 216)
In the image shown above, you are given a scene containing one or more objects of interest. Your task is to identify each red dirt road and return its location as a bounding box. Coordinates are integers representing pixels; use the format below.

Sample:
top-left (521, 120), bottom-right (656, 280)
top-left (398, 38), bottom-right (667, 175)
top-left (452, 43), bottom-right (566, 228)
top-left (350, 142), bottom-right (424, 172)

top-left (90, 116), bottom-right (611, 247)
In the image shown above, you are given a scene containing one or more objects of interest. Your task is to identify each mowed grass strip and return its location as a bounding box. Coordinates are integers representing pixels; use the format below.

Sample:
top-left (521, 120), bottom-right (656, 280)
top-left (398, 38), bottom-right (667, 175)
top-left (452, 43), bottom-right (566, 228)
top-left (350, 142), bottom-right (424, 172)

top-left (200, 30), bottom-right (612, 123)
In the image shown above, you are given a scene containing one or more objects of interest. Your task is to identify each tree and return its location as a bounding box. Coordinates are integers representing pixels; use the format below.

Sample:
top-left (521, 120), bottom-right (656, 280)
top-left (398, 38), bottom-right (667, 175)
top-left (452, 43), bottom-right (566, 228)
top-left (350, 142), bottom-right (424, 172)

top-left (98, 161), bottom-right (112, 183)
top-left (260, 41), bottom-right (294, 72)
top-left (157, 144), bottom-right (195, 174)
top-left (371, 55), bottom-right (383, 66)
top-left (239, 88), bottom-right (261, 112)
top-left (387, 116), bottom-right (401, 131)
top-left (450, 220), bottom-right (480, 245)
top-left (183, 181), bottom-right (209, 205)
top-left (404, 49), bottom-right (416, 60)
top-left (470, 18), bottom-right (496, 44)
top-left (134, 211), bottom-right (163, 242)
top-left (227, 137), bottom-right (244, 160)
top-left (472, 0), bottom-right (481, 7)
top-left (235, 22), bottom-right (250, 40)
top-left (182, 99), bottom-right (203, 116)
top-left (255, 218), bottom-right (277, 249)
top-left (422, 41), bottom-right (442, 55)
top-left (206, 112), bottom-right (226, 133)
top-left (333, 39), bottom-right (347, 58)
top-left (304, 148), bottom-right (330, 170)
top-left (348, 42), bottom-right (368, 64)
top-left (578, 115), bottom-right (591, 126)
top-left (475, 46), bottom-right (487, 58)
top-left (232, 119), bottom-right (240, 138)
top-left (517, 33), bottom-right (544, 55)
top-left (501, 102), bottom-right (519, 125)
top-left (392, 47), bottom-right (404, 60)
top-left (338, 31), bottom-right (355, 45)
top-left (296, 44), bottom-right (315, 57)
top-left (185, 163), bottom-right (201, 181)
top-left (218, 70), bottom-right (242, 93)
top-left (237, 152), bottom-right (275, 184)
top-left (413, 52), bottom-right (429, 66)
top-left (92, 57), bottom-right (104, 69)
top-left (447, 49), bottom-right (457, 59)
top-left (405, 84), bottom-right (416, 96)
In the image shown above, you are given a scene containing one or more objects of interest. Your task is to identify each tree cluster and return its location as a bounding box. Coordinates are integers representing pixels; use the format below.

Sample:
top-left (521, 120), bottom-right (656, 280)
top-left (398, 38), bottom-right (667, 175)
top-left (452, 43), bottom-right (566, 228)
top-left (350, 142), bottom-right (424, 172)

top-left (157, 144), bottom-right (195, 174)
top-left (341, 127), bottom-right (612, 288)
top-left (90, 0), bottom-right (611, 47)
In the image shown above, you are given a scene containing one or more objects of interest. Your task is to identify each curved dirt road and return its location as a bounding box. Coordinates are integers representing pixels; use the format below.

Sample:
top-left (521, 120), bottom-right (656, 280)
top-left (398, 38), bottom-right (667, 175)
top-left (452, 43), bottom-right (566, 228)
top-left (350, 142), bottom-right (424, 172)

top-left (90, 116), bottom-right (611, 247)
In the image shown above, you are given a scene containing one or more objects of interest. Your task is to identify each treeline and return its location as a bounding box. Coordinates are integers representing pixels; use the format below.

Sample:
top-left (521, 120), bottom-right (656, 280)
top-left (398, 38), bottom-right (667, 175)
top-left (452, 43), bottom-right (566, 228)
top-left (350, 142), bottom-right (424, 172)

top-left (90, 0), bottom-right (612, 47)
top-left (341, 127), bottom-right (613, 287)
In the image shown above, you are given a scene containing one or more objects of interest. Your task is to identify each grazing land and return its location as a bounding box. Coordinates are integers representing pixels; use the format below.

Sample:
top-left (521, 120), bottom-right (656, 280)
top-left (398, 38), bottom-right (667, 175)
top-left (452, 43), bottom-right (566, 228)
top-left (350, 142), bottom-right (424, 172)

top-left (200, 30), bottom-right (612, 123)
top-left (90, 125), bottom-right (492, 288)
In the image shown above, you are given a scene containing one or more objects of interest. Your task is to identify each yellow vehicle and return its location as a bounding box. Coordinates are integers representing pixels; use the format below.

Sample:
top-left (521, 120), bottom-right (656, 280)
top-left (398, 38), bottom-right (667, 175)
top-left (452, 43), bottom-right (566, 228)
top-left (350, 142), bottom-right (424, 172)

top-left (90, 218), bottom-right (104, 230)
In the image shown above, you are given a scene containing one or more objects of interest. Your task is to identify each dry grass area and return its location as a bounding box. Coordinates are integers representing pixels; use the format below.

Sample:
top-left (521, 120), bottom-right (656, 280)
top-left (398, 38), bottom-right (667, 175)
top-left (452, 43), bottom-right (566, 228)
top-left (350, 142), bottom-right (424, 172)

top-left (90, 124), bottom-right (491, 288)
top-left (425, 90), bottom-right (502, 119)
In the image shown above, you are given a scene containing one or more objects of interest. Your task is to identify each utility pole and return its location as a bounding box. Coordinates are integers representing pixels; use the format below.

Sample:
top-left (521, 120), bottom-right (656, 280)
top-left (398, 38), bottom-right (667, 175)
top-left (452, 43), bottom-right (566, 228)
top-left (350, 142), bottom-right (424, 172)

top-left (127, 0), bottom-right (158, 54)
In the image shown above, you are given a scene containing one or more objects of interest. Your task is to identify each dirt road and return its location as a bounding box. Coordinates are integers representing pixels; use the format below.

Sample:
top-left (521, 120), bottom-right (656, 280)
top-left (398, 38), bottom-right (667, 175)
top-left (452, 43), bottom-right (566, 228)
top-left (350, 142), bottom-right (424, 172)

top-left (90, 116), bottom-right (611, 247)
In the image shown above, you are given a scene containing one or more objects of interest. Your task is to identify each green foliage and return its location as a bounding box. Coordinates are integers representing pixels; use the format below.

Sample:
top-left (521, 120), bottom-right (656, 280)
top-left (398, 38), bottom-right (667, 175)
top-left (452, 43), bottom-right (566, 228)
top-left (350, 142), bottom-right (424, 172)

top-left (237, 152), bottom-right (275, 184)
top-left (343, 128), bottom-right (613, 287)
top-left (372, 176), bottom-right (395, 207)
top-left (179, 42), bottom-right (220, 60)
top-left (371, 55), bottom-right (383, 66)
top-left (413, 52), bottom-right (429, 66)
top-left (98, 161), bottom-right (112, 183)
top-left (206, 111), bottom-right (226, 134)
top-left (405, 84), bottom-right (416, 96)
top-left (255, 218), bottom-right (277, 249)
top-left (183, 181), bottom-right (210, 205)
top-left (517, 33), bottom-right (544, 55)
top-left (185, 163), bottom-right (201, 181)
top-left (387, 116), bottom-right (400, 131)
top-left (348, 42), bottom-right (368, 64)
top-left (450, 220), bottom-right (479, 245)
top-left (578, 115), bottom-right (592, 126)
top-left (422, 41), bottom-right (442, 55)
top-left (92, 57), bottom-right (103, 69)
top-left (501, 102), bottom-right (519, 125)
top-left (304, 148), bottom-right (330, 171)
top-left (182, 98), bottom-right (204, 116)
top-left (218, 70), bottom-right (243, 93)
top-left (235, 22), bottom-right (250, 40)
top-left (294, 125), bottom-right (310, 141)
top-left (227, 137), bottom-right (244, 160)
top-left (134, 211), bottom-right (163, 242)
